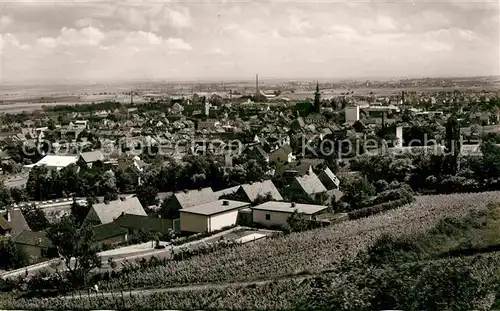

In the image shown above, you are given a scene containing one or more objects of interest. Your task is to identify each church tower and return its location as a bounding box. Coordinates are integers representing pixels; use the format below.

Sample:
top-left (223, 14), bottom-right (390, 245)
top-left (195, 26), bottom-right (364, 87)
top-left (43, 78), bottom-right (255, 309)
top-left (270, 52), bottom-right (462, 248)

top-left (313, 81), bottom-right (321, 113)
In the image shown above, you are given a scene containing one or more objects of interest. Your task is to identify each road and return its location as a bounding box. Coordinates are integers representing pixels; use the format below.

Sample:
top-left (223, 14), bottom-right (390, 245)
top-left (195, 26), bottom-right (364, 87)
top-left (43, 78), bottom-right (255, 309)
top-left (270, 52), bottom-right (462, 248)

top-left (1, 226), bottom-right (251, 279)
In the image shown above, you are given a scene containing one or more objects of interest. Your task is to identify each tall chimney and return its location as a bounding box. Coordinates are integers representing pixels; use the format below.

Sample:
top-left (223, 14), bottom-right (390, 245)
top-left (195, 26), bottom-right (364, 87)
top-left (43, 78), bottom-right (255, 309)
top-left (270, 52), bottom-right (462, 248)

top-left (5, 208), bottom-right (11, 222)
top-left (256, 74), bottom-right (259, 98)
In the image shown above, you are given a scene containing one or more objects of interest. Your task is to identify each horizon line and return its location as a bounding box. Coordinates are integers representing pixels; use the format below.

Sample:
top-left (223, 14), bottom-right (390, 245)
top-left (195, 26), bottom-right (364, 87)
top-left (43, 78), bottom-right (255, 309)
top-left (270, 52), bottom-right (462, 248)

top-left (1, 74), bottom-right (499, 87)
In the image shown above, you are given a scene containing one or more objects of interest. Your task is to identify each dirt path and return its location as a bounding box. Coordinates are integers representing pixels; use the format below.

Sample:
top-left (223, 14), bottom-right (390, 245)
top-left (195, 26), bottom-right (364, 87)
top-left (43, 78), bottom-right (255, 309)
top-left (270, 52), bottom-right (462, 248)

top-left (60, 272), bottom-right (318, 300)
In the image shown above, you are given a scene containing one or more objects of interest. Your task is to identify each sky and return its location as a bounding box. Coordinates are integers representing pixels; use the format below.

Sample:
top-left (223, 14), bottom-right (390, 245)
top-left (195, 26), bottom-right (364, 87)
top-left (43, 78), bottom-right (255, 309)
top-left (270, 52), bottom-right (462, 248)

top-left (0, 0), bottom-right (498, 83)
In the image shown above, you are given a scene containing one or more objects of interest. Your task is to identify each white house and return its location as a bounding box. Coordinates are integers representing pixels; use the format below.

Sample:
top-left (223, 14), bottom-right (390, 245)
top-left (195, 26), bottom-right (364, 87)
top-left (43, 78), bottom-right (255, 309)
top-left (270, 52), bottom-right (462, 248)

top-left (252, 201), bottom-right (328, 228)
top-left (345, 105), bottom-right (360, 123)
top-left (24, 155), bottom-right (78, 171)
top-left (179, 199), bottom-right (249, 233)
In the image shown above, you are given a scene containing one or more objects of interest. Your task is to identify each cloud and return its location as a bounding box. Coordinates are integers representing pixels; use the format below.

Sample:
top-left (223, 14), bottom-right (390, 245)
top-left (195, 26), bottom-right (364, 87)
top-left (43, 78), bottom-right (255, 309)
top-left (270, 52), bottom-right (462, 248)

top-left (0, 1), bottom-right (498, 82)
top-left (328, 25), bottom-right (360, 40)
top-left (123, 31), bottom-right (163, 46)
top-left (75, 17), bottom-right (102, 28)
top-left (34, 26), bottom-right (192, 52)
top-left (35, 26), bottom-right (105, 48)
top-left (422, 41), bottom-right (453, 52)
top-left (1, 33), bottom-right (30, 50)
top-left (165, 7), bottom-right (191, 29)
top-left (0, 15), bottom-right (12, 27)
top-left (165, 37), bottom-right (192, 50)
top-left (209, 47), bottom-right (230, 56)
top-left (36, 36), bottom-right (57, 48)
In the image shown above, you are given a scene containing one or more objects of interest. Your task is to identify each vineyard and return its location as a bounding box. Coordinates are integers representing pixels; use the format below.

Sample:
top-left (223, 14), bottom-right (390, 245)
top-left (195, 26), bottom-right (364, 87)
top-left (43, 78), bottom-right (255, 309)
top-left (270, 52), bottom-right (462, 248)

top-left (91, 191), bottom-right (500, 291)
top-left (6, 254), bottom-right (500, 310)
top-left (3, 191), bottom-right (500, 309)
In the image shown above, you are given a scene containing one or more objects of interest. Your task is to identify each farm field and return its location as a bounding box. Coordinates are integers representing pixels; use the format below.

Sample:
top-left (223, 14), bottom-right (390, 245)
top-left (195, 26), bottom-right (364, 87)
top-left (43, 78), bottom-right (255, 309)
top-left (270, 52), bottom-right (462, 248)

top-left (93, 192), bottom-right (500, 291)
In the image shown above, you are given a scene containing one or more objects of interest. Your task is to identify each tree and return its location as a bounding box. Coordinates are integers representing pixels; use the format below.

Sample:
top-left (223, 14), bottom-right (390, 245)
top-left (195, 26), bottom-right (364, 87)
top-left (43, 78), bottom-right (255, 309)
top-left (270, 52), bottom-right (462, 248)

top-left (0, 185), bottom-right (13, 209)
top-left (115, 167), bottom-right (139, 193)
top-left (159, 197), bottom-right (180, 219)
top-left (10, 187), bottom-right (28, 203)
top-left (137, 183), bottom-right (159, 208)
top-left (22, 204), bottom-right (49, 231)
top-left (101, 170), bottom-right (117, 197)
top-left (470, 124), bottom-right (481, 139)
top-left (287, 210), bottom-right (310, 232)
top-left (0, 239), bottom-right (27, 270)
top-left (445, 115), bottom-right (461, 174)
top-left (252, 192), bottom-right (274, 206)
top-left (341, 177), bottom-right (376, 210)
top-left (46, 215), bottom-right (101, 286)
top-left (71, 200), bottom-right (90, 227)
top-left (26, 165), bottom-right (49, 201)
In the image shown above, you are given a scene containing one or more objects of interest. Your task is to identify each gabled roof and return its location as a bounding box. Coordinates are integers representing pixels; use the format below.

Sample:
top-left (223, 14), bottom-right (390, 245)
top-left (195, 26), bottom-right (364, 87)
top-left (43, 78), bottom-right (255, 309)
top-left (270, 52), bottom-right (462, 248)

top-left (173, 187), bottom-right (217, 209)
top-left (92, 222), bottom-right (128, 242)
top-left (8, 209), bottom-right (31, 234)
top-left (328, 189), bottom-right (344, 201)
top-left (320, 167), bottom-right (340, 188)
top-left (114, 214), bottom-right (173, 234)
top-left (240, 180), bottom-right (283, 202)
top-left (295, 162), bottom-right (313, 176)
top-left (271, 144), bottom-right (292, 156)
top-left (80, 150), bottom-right (105, 163)
top-left (214, 185), bottom-right (241, 199)
top-left (12, 230), bottom-right (52, 248)
top-left (294, 172), bottom-right (327, 195)
top-left (1, 209), bottom-right (31, 235)
top-left (90, 197), bottom-right (147, 224)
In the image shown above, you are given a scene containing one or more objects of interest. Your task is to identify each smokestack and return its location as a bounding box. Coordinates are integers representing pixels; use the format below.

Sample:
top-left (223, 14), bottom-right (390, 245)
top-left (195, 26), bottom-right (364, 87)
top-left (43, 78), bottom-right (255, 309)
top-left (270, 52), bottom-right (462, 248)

top-left (256, 74), bottom-right (259, 98)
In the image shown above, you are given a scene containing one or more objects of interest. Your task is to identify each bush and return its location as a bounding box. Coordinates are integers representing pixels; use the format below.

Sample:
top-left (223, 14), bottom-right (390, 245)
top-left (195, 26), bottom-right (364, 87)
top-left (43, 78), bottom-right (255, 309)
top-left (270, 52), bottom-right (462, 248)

top-left (374, 179), bottom-right (389, 192)
top-left (361, 184), bottom-right (414, 208)
top-left (348, 197), bottom-right (414, 220)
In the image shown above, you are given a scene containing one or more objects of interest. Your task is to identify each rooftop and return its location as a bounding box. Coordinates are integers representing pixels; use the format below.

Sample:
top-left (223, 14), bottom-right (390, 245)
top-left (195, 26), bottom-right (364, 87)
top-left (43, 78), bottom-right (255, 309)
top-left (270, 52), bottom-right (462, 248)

top-left (91, 196), bottom-right (146, 224)
top-left (240, 180), bottom-right (283, 202)
top-left (114, 213), bottom-right (174, 233)
top-left (294, 172), bottom-right (327, 195)
top-left (180, 199), bottom-right (249, 216)
top-left (174, 187), bottom-right (217, 209)
top-left (252, 201), bottom-right (328, 215)
top-left (12, 230), bottom-right (52, 248)
top-left (25, 155), bottom-right (78, 169)
top-left (79, 150), bottom-right (105, 163)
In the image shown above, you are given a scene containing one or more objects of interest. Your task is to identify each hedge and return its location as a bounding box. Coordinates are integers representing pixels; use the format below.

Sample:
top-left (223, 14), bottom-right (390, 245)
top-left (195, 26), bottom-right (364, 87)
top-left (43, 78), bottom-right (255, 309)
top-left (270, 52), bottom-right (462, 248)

top-left (348, 196), bottom-right (415, 220)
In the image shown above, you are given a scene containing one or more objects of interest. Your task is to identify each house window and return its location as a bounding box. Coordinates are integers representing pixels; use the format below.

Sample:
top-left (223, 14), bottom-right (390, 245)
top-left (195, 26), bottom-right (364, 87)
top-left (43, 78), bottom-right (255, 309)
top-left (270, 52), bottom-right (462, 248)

top-left (265, 214), bottom-right (271, 220)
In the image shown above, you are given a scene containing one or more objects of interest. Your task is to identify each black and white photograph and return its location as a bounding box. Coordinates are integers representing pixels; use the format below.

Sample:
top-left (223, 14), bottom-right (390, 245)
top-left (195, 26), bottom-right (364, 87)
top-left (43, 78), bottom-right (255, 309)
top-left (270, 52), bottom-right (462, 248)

top-left (0, 0), bottom-right (499, 309)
